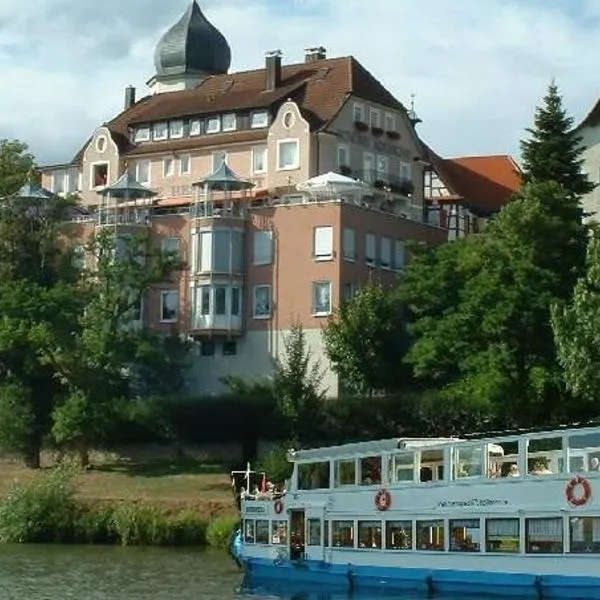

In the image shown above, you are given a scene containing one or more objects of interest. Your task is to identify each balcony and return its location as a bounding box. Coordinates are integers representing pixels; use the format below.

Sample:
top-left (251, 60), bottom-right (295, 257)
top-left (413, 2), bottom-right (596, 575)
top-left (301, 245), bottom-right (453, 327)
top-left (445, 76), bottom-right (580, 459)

top-left (355, 170), bottom-right (414, 197)
top-left (95, 207), bottom-right (151, 227)
top-left (190, 314), bottom-right (244, 336)
top-left (190, 200), bottom-right (246, 219)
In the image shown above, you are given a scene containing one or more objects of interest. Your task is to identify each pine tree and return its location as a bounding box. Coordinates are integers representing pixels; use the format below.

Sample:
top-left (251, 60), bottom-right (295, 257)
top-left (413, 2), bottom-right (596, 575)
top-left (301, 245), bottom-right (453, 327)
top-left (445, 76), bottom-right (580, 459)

top-left (520, 81), bottom-right (595, 198)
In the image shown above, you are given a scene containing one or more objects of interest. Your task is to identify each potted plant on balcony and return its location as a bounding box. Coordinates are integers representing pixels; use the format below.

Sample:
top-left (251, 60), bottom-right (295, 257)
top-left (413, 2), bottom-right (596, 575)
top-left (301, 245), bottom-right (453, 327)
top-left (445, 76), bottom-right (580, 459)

top-left (339, 165), bottom-right (353, 177)
top-left (371, 126), bottom-right (384, 137)
top-left (398, 180), bottom-right (414, 196)
top-left (386, 131), bottom-right (400, 140)
top-left (354, 120), bottom-right (369, 132)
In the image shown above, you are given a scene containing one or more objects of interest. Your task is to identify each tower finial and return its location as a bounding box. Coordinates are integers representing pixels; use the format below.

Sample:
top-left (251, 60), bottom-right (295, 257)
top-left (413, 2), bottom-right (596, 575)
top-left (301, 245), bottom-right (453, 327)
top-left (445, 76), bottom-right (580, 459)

top-left (408, 93), bottom-right (422, 126)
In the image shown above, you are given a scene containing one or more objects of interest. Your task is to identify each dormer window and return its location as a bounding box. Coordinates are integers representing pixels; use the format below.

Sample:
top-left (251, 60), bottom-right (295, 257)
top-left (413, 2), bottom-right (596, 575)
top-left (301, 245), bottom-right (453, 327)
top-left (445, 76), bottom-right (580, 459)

top-left (206, 116), bottom-right (221, 134)
top-left (190, 119), bottom-right (201, 136)
top-left (222, 113), bottom-right (237, 132)
top-left (134, 126), bottom-right (150, 142)
top-left (153, 122), bottom-right (168, 141)
top-left (169, 120), bottom-right (183, 138)
top-left (251, 110), bottom-right (269, 129)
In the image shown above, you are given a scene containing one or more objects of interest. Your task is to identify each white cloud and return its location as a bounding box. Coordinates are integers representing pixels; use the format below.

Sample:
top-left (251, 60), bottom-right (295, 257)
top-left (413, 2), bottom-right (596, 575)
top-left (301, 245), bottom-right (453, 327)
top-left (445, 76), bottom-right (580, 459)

top-left (0, 0), bottom-right (598, 164)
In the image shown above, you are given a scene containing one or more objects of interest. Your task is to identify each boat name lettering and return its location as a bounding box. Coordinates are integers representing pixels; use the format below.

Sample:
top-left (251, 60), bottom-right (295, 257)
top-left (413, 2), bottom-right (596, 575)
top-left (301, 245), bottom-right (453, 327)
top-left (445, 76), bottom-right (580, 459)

top-left (246, 506), bottom-right (267, 514)
top-left (436, 498), bottom-right (509, 508)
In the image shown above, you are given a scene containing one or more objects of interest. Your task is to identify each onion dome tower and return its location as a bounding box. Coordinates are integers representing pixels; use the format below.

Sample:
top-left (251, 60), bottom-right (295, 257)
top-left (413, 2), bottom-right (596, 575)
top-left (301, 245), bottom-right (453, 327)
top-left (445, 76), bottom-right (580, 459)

top-left (149, 0), bottom-right (231, 94)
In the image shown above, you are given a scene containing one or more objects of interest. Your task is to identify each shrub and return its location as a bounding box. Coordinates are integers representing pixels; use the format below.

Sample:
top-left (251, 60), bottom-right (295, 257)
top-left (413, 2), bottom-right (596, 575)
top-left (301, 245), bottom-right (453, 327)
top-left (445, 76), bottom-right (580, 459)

top-left (256, 444), bottom-right (293, 487)
top-left (206, 515), bottom-right (239, 550)
top-left (74, 505), bottom-right (117, 544)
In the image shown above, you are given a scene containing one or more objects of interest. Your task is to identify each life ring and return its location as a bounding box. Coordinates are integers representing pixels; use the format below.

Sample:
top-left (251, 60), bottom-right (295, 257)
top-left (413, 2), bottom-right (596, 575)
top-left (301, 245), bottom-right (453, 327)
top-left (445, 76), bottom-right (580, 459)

top-left (274, 499), bottom-right (284, 514)
top-left (375, 488), bottom-right (392, 511)
top-left (566, 476), bottom-right (592, 507)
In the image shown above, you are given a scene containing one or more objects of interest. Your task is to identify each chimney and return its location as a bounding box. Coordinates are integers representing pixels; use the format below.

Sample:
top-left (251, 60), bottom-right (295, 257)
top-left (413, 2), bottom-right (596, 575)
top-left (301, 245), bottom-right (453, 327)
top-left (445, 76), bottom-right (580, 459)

top-left (265, 50), bottom-right (282, 92)
top-left (124, 85), bottom-right (136, 110)
top-left (304, 46), bottom-right (327, 63)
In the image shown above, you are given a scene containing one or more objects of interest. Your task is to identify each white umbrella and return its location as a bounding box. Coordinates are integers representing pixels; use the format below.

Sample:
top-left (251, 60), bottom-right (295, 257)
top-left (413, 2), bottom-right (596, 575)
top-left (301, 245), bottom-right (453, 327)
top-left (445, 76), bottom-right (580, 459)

top-left (297, 171), bottom-right (371, 191)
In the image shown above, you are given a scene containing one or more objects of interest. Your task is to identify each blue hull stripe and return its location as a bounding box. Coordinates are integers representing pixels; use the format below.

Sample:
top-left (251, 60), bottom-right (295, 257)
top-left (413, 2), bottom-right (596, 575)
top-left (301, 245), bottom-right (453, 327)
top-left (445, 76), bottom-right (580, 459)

top-left (243, 558), bottom-right (600, 599)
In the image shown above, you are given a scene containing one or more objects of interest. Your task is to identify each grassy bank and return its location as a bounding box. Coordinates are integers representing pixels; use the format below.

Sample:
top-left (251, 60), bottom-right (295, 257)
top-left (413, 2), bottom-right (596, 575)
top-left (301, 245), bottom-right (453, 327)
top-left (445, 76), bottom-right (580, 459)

top-left (0, 457), bottom-right (239, 547)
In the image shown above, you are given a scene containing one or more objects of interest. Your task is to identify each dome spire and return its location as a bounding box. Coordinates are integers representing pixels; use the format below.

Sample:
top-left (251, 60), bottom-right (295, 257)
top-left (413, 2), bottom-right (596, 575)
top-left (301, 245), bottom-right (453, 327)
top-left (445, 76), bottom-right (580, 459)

top-left (150, 1), bottom-right (231, 93)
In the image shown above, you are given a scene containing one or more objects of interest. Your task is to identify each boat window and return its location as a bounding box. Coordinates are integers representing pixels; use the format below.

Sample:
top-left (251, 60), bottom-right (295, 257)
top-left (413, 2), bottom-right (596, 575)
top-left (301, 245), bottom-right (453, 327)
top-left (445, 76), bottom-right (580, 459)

top-left (332, 520), bottom-right (354, 548)
top-left (525, 517), bottom-right (563, 554)
top-left (359, 456), bottom-right (382, 486)
top-left (324, 520), bottom-right (329, 547)
top-left (419, 449), bottom-right (443, 483)
top-left (449, 519), bottom-right (481, 552)
top-left (298, 461), bottom-right (330, 489)
top-left (567, 432), bottom-right (600, 474)
top-left (488, 440), bottom-right (519, 478)
top-left (335, 459), bottom-right (356, 486)
top-left (271, 520), bottom-right (288, 545)
top-left (244, 519), bottom-right (255, 543)
top-left (527, 437), bottom-right (563, 476)
top-left (391, 451), bottom-right (414, 483)
top-left (569, 517), bottom-right (600, 553)
top-left (453, 444), bottom-right (483, 480)
top-left (307, 519), bottom-right (321, 546)
top-left (416, 520), bottom-right (444, 551)
top-left (386, 520), bottom-right (412, 550)
top-left (486, 518), bottom-right (520, 553)
top-left (358, 520), bottom-right (382, 549)
top-left (255, 519), bottom-right (270, 544)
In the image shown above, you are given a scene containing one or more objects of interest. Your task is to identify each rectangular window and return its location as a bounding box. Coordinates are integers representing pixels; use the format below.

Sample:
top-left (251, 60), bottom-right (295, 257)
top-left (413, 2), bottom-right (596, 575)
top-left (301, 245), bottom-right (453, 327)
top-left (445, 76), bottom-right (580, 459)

top-left (271, 520), bottom-right (288, 545)
top-left (314, 226), bottom-right (333, 259)
top-left (416, 520), bottom-right (444, 551)
top-left (454, 444), bottom-right (484, 479)
top-left (212, 150), bottom-right (227, 170)
top-left (342, 282), bottom-right (355, 303)
top-left (358, 521), bottom-right (382, 550)
top-left (222, 113), bottom-right (237, 131)
top-left (307, 519), bottom-right (322, 546)
top-left (334, 459), bottom-right (356, 486)
top-left (231, 287), bottom-right (240, 316)
top-left (252, 146), bottom-right (267, 174)
top-left (215, 286), bottom-right (227, 315)
top-left (223, 341), bottom-right (237, 356)
top-left (526, 517), bottom-right (563, 554)
top-left (527, 436), bottom-right (562, 475)
top-left (253, 285), bottom-right (271, 318)
top-left (153, 122), bottom-right (168, 140)
top-left (369, 108), bottom-right (381, 129)
top-left (161, 237), bottom-right (180, 256)
top-left (363, 152), bottom-right (375, 183)
top-left (200, 286), bottom-right (210, 315)
top-left (134, 126), bottom-right (150, 142)
top-left (169, 120), bottom-right (183, 138)
top-left (312, 281), bottom-right (331, 315)
top-left (385, 113), bottom-right (396, 132)
top-left (486, 518), bottom-right (520, 553)
top-left (449, 519), bottom-right (481, 552)
top-left (332, 521), bottom-right (354, 548)
top-left (380, 237), bottom-right (391, 268)
top-left (337, 145), bottom-right (350, 169)
top-left (163, 157), bottom-right (174, 178)
top-left (134, 160), bottom-right (150, 185)
top-left (200, 340), bottom-right (215, 356)
top-left (376, 155), bottom-right (388, 179)
top-left (386, 521), bottom-right (412, 550)
top-left (68, 170), bottom-right (80, 192)
top-left (277, 140), bottom-right (299, 170)
top-left (255, 520), bottom-right (270, 544)
top-left (394, 240), bottom-right (406, 269)
top-left (200, 231), bottom-right (213, 272)
top-left (179, 154), bottom-right (191, 175)
top-left (252, 230), bottom-right (273, 265)
top-left (569, 516), bottom-right (600, 553)
top-left (400, 159), bottom-right (412, 182)
top-left (365, 233), bottom-right (376, 265)
top-left (359, 456), bottom-right (382, 486)
top-left (353, 103), bottom-right (365, 123)
top-left (298, 462), bottom-right (330, 490)
top-left (392, 452), bottom-right (415, 483)
top-left (92, 163), bottom-right (109, 189)
top-left (160, 290), bottom-right (178, 323)
top-left (244, 520), bottom-right (255, 543)
top-left (342, 227), bottom-right (355, 260)
top-left (190, 119), bottom-right (201, 136)
top-left (206, 116), bottom-right (221, 134)
top-left (251, 110), bottom-right (269, 128)
top-left (52, 170), bottom-right (66, 193)
top-left (212, 231), bottom-right (230, 272)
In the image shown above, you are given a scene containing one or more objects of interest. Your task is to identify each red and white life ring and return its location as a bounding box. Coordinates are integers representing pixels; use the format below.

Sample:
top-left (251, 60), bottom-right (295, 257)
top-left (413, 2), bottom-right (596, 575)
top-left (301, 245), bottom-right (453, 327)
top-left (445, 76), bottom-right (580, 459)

top-left (566, 476), bottom-right (592, 507)
top-left (375, 488), bottom-right (392, 511)
top-left (274, 499), bottom-right (284, 514)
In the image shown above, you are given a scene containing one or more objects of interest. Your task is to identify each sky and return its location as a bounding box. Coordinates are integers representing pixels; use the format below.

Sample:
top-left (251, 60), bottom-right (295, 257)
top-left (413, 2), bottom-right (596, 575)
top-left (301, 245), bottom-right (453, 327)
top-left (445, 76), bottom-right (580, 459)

top-left (1, 0), bottom-right (600, 166)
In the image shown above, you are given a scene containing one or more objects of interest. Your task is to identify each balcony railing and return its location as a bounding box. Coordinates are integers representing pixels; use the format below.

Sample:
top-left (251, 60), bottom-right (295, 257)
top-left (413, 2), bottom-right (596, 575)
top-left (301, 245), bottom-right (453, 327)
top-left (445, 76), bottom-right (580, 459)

top-left (96, 208), bottom-right (150, 226)
top-left (354, 170), bottom-right (414, 196)
top-left (190, 202), bottom-right (246, 219)
top-left (190, 314), bottom-right (243, 334)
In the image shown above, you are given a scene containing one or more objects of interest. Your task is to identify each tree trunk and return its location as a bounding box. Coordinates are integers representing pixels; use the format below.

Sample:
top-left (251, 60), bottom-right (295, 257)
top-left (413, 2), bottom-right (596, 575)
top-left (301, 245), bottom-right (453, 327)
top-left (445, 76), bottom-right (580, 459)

top-left (24, 438), bottom-right (41, 469)
top-left (76, 440), bottom-right (90, 469)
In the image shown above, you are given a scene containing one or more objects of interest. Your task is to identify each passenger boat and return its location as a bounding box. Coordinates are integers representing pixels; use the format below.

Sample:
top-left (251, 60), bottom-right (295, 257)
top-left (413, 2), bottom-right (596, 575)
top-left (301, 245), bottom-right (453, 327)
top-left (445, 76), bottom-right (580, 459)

top-left (232, 426), bottom-right (600, 598)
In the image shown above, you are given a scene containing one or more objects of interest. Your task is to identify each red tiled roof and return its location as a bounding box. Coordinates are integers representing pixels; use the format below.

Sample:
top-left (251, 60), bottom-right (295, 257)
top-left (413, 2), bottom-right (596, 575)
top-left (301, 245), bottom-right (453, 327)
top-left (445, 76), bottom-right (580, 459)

top-left (423, 144), bottom-right (521, 215)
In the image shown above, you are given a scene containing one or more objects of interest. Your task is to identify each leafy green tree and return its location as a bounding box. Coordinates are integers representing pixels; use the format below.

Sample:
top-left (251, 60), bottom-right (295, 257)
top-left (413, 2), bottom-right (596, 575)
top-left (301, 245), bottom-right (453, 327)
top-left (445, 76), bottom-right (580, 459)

top-left (273, 320), bottom-right (325, 442)
top-left (0, 139), bottom-right (34, 198)
top-left (322, 282), bottom-right (408, 396)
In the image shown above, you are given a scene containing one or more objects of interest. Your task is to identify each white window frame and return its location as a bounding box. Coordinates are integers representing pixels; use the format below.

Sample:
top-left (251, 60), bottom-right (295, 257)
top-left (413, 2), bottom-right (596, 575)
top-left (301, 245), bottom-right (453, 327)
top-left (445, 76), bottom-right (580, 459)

top-left (337, 145), bottom-right (350, 169)
top-left (253, 285), bottom-right (272, 319)
top-left (222, 113), bottom-right (237, 132)
top-left (394, 240), bottom-right (406, 270)
top-left (376, 155), bottom-right (389, 178)
top-left (366, 233), bottom-right (376, 266)
top-left (169, 120), bottom-right (184, 139)
top-left (252, 146), bottom-right (268, 174)
top-left (163, 157), bottom-right (174, 178)
top-left (161, 237), bottom-right (180, 256)
top-left (353, 102), bottom-right (365, 123)
top-left (134, 126), bottom-right (150, 143)
top-left (190, 119), bottom-right (201, 136)
top-left (135, 160), bottom-right (151, 185)
top-left (153, 122), bottom-right (168, 141)
top-left (251, 110), bottom-right (269, 129)
top-left (277, 139), bottom-right (300, 171)
top-left (179, 153), bottom-right (191, 175)
top-left (89, 161), bottom-right (110, 190)
top-left (312, 281), bottom-right (332, 316)
top-left (314, 226), bottom-right (333, 261)
top-left (400, 159), bottom-right (412, 182)
top-left (342, 227), bottom-right (355, 261)
top-left (363, 152), bottom-right (375, 183)
top-left (206, 116), bottom-right (221, 134)
top-left (369, 108), bottom-right (381, 129)
top-left (252, 230), bottom-right (273, 265)
top-left (160, 290), bottom-right (179, 323)
top-left (380, 236), bottom-right (391, 269)
top-left (385, 113), bottom-right (396, 132)
top-left (212, 151), bottom-right (228, 171)
top-left (52, 169), bottom-right (66, 194)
